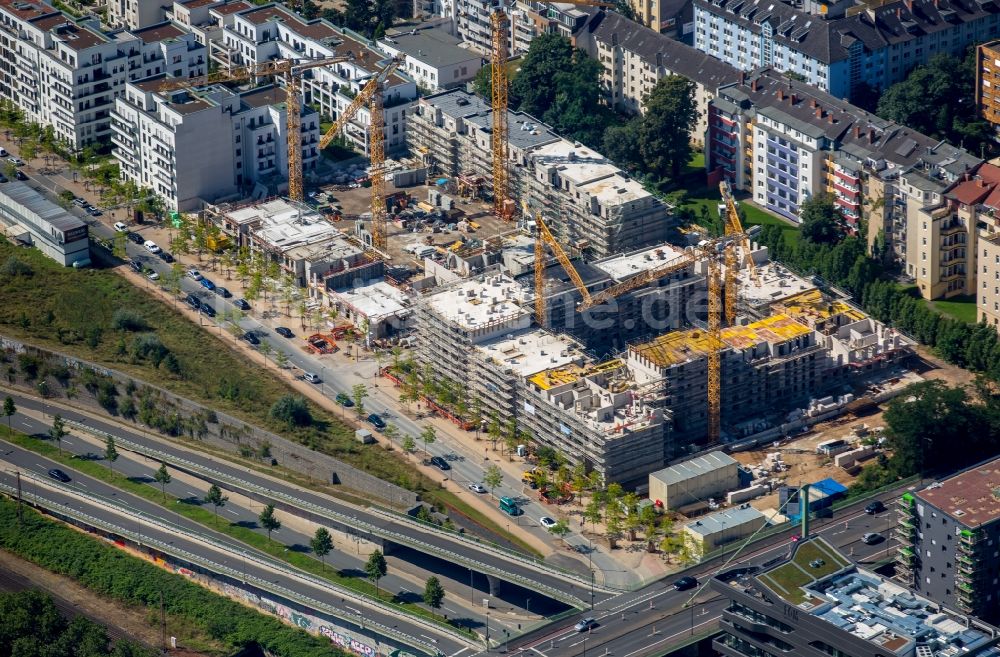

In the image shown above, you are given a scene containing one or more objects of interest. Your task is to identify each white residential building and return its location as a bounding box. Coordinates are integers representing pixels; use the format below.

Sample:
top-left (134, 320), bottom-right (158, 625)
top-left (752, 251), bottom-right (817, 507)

top-left (112, 79), bottom-right (320, 210)
top-left (377, 27), bottom-right (481, 91)
top-left (0, 0), bottom-right (207, 148)
top-left (168, 0), bottom-right (252, 46)
top-left (218, 3), bottom-right (418, 154)
top-left (108, 0), bottom-right (167, 30)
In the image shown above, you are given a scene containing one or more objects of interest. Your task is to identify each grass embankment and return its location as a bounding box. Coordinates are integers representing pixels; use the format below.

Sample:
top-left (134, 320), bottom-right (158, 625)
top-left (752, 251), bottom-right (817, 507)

top-left (898, 285), bottom-right (979, 325)
top-left (0, 495), bottom-right (353, 657)
top-left (1, 430), bottom-right (472, 636)
top-left (0, 237), bottom-right (524, 547)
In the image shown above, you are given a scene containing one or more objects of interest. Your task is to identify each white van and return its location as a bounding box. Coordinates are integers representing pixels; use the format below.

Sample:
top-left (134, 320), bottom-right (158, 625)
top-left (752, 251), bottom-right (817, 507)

top-left (113, 222), bottom-right (128, 232)
top-left (303, 372), bottom-right (321, 384)
top-left (143, 240), bottom-right (161, 254)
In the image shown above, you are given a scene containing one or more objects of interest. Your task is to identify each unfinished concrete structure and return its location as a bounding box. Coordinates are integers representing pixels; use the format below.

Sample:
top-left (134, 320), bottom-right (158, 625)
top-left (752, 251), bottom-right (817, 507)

top-left (408, 88), bottom-right (674, 258)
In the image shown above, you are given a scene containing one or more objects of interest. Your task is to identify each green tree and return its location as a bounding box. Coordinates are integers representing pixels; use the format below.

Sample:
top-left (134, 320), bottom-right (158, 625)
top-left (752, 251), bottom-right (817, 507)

top-left (46, 414), bottom-right (67, 456)
top-left (273, 350), bottom-right (289, 369)
top-left (383, 423), bottom-right (400, 444)
top-left (153, 462), bottom-right (171, 501)
top-left (798, 193), bottom-right (843, 244)
top-left (422, 575), bottom-right (445, 609)
top-left (2, 396), bottom-right (15, 435)
top-left (258, 504), bottom-right (281, 541)
top-left (602, 117), bottom-right (643, 170)
top-left (483, 464), bottom-right (503, 498)
top-left (104, 436), bottom-right (118, 474)
top-left (548, 518), bottom-right (570, 543)
top-left (352, 383), bottom-right (368, 417)
top-left (365, 549), bottom-right (388, 597)
top-left (420, 425), bottom-right (436, 458)
top-left (203, 484), bottom-right (228, 526)
top-left (639, 75), bottom-right (698, 181)
top-left (401, 434), bottom-right (416, 453)
top-left (269, 394), bottom-right (312, 428)
top-left (584, 497), bottom-right (603, 532)
top-left (311, 527), bottom-right (334, 569)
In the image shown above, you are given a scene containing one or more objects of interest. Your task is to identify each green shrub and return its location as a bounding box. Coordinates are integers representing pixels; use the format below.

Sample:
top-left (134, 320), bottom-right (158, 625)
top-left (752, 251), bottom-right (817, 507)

top-left (270, 394), bottom-right (313, 428)
top-left (111, 308), bottom-right (149, 332)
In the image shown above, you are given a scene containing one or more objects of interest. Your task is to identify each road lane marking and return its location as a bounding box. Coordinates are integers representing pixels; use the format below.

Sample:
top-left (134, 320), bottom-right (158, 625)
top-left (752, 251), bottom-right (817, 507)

top-left (449, 649), bottom-right (470, 657)
top-left (621, 616), bottom-right (720, 657)
top-left (227, 509), bottom-right (239, 516)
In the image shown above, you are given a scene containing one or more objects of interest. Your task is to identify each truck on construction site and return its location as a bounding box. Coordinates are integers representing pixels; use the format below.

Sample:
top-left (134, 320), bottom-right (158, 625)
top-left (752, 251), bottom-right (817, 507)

top-left (305, 333), bottom-right (338, 354)
top-left (539, 482), bottom-right (573, 505)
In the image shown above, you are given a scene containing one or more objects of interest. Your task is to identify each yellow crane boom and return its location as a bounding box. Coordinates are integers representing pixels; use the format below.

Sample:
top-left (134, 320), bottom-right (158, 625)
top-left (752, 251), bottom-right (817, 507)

top-left (317, 57), bottom-right (402, 150)
top-left (707, 256), bottom-right (722, 444)
top-left (720, 181), bottom-right (761, 286)
top-left (491, 10), bottom-right (511, 221)
top-left (536, 214), bottom-right (593, 312)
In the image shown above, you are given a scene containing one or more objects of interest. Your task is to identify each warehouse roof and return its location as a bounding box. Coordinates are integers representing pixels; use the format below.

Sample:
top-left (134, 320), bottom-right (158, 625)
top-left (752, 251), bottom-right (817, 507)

top-left (650, 451), bottom-right (737, 487)
top-left (685, 505), bottom-right (765, 537)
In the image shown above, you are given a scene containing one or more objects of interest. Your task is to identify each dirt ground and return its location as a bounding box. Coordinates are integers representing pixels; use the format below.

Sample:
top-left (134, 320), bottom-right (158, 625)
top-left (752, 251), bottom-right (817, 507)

top-left (909, 344), bottom-right (977, 387)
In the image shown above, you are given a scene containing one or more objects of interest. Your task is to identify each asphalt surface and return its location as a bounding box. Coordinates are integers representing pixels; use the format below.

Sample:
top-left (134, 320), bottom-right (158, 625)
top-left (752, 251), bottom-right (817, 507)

top-left (0, 440), bottom-right (472, 656)
top-left (1, 392), bottom-right (594, 612)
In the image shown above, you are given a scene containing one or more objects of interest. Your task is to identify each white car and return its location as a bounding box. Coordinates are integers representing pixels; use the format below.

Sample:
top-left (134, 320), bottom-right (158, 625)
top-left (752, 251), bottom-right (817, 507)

top-left (143, 240), bottom-right (161, 254)
top-left (113, 221), bottom-right (128, 232)
top-left (540, 516), bottom-right (557, 529)
top-left (7, 156), bottom-right (24, 166)
top-left (146, 271), bottom-right (160, 281)
top-left (186, 269), bottom-right (203, 281)
top-left (0, 147), bottom-right (7, 157)
top-left (468, 483), bottom-right (487, 494)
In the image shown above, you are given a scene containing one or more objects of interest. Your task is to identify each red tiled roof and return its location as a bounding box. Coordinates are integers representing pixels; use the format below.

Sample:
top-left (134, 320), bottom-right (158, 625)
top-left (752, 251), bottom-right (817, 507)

top-left (949, 179), bottom-right (994, 206)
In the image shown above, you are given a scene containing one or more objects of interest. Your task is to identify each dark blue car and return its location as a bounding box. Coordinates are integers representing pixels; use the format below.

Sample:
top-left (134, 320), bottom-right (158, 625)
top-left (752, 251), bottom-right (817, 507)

top-left (200, 278), bottom-right (216, 291)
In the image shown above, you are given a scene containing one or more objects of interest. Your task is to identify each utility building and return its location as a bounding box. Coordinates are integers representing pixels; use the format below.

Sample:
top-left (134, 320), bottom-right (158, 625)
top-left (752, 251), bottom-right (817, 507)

top-left (649, 451), bottom-right (739, 510)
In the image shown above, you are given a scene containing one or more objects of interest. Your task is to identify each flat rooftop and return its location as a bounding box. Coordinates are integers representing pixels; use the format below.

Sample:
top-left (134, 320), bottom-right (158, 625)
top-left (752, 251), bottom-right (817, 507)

top-left (531, 140), bottom-right (619, 186)
top-left (685, 505), bottom-right (765, 537)
top-left (650, 451), bottom-right (737, 487)
top-left (0, 0), bottom-right (56, 21)
top-left (775, 288), bottom-right (865, 325)
top-left (632, 313), bottom-right (812, 367)
top-left (579, 174), bottom-right (652, 207)
top-left (917, 457), bottom-right (1000, 527)
top-left (226, 199), bottom-right (341, 252)
top-left (240, 84), bottom-right (286, 109)
top-left (593, 243), bottom-right (689, 282)
top-left (476, 329), bottom-right (584, 377)
top-left (210, 0), bottom-right (250, 14)
top-left (379, 28), bottom-right (477, 67)
top-left (528, 358), bottom-right (623, 391)
top-left (749, 538), bottom-right (1000, 656)
top-left (425, 274), bottom-right (530, 330)
top-left (331, 280), bottom-right (408, 320)
top-left (131, 21), bottom-right (186, 44)
top-left (738, 260), bottom-right (816, 309)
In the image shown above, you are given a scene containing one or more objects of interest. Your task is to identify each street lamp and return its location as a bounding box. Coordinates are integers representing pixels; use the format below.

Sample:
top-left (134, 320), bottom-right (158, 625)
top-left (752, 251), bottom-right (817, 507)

top-left (486, 610), bottom-right (490, 651)
top-left (526, 598), bottom-right (531, 616)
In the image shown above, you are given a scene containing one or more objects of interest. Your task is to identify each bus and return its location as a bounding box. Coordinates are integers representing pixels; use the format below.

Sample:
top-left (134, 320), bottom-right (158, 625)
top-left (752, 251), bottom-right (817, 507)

top-left (499, 496), bottom-right (521, 516)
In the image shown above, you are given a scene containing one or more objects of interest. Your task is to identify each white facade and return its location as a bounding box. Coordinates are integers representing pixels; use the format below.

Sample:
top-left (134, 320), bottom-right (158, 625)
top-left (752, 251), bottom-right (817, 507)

top-left (0, 1), bottom-right (207, 148)
top-left (377, 28), bottom-right (481, 91)
top-left (218, 4), bottom-right (417, 155)
top-left (112, 80), bottom-right (320, 210)
top-left (108, 0), bottom-right (167, 30)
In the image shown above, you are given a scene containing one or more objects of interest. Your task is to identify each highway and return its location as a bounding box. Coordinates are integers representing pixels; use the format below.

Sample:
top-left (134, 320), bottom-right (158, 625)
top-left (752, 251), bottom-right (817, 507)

top-left (1, 390), bottom-right (604, 609)
top-left (0, 444), bottom-right (475, 656)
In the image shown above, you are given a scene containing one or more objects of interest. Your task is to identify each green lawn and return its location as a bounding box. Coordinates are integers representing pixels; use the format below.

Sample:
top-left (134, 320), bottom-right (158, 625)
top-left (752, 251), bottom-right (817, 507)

top-left (757, 538), bottom-right (850, 605)
top-left (929, 295), bottom-right (978, 324)
top-left (739, 200), bottom-right (801, 247)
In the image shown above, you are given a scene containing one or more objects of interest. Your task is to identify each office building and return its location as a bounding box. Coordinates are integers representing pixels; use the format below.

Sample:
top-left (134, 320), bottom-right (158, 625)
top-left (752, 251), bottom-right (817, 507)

top-left (378, 26), bottom-right (481, 91)
top-left (897, 456), bottom-right (1000, 623)
top-left (0, 181), bottom-right (89, 266)
top-left (0, 0), bottom-right (207, 148)
top-left (714, 536), bottom-right (1000, 657)
top-left (112, 80), bottom-right (320, 210)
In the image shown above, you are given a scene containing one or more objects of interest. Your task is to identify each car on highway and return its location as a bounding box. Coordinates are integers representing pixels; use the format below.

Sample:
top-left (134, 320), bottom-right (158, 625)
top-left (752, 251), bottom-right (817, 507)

top-left (242, 332), bottom-right (260, 346)
top-left (113, 221), bottom-right (128, 232)
top-left (275, 326), bottom-right (294, 338)
top-left (539, 516), bottom-right (557, 529)
top-left (128, 260), bottom-right (143, 273)
top-left (862, 532), bottom-right (883, 545)
top-left (430, 455), bottom-right (451, 470)
top-left (186, 269), bottom-right (203, 281)
top-left (335, 392), bottom-right (353, 406)
top-left (215, 286), bottom-right (231, 298)
top-left (127, 232), bottom-right (143, 245)
top-left (468, 483), bottom-right (487, 494)
top-left (574, 618), bottom-right (597, 633)
top-left (673, 576), bottom-right (698, 591)
top-left (200, 305), bottom-right (217, 318)
top-left (47, 468), bottom-right (71, 482)
top-left (234, 298), bottom-right (251, 311)
top-left (185, 294), bottom-right (201, 309)
top-left (157, 251), bottom-right (174, 263)
top-left (143, 240), bottom-right (161, 254)
top-left (865, 500), bottom-right (885, 515)
top-left (200, 278), bottom-right (216, 291)
top-left (367, 413), bottom-right (387, 430)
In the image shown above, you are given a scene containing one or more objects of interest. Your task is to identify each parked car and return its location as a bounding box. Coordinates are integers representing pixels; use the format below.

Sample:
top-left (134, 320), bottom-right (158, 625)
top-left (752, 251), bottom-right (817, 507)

top-left (146, 270), bottom-right (159, 281)
top-left (127, 232), bottom-right (143, 244)
top-left (242, 332), bottom-right (260, 345)
top-left (367, 413), bottom-right (387, 430)
top-left (574, 618), bottom-right (597, 633)
top-left (862, 532), bottom-right (883, 545)
top-left (275, 326), bottom-right (294, 338)
top-left (0, 173), bottom-right (7, 183)
top-left (143, 240), bottom-right (160, 254)
top-left (865, 500), bottom-right (885, 515)
top-left (539, 516), bottom-right (557, 529)
top-left (0, 147), bottom-right (7, 157)
top-left (234, 298), bottom-right (251, 311)
top-left (129, 260), bottom-right (144, 273)
top-left (186, 269), bottom-right (203, 281)
top-left (47, 468), bottom-right (71, 482)
top-left (468, 482), bottom-right (487, 494)
top-left (673, 576), bottom-right (698, 591)
top-left (335, 392), bottom-right (353, 406)
top-left (75, 198), bottom-right (89, 207)
top-left (113, 221), bottom-right (128, 232)
top-left (200, 305), bottom-right (217, 318)
top-left (429, 455), bottom-right (451, 470)
top-left (185, 294), bottom-right (201, 309)
top-left (8, 156), bottom-right (24, 166)
top-left (88, 207), bottom-right (102, 216)
top-left (14, 170), bottom-right (27, 181)
top-left (215, 286), bottom-right (231, 298)
top-left (199, 278), bottom-right (216, 291)
top-left (157, 251), bottom-right (174, 263)
top-left (303, 372), bottom-right (321, 384)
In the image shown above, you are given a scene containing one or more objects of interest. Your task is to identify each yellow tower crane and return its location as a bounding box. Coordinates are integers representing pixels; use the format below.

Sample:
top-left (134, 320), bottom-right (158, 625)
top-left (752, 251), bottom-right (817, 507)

top-left (160, 57), bottom-right (349, 204)
top-left (491, 9), bottom-right (512, 222)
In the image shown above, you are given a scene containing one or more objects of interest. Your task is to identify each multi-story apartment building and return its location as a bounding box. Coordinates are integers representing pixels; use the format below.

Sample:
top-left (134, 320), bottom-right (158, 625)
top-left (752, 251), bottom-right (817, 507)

top-left (409, 88), bottom-right (675, 258)
top-left (0, 0), bottom-right (207, 148)
top-left (167, 0), bottom-right (252, 47)
top-left (577, 11), bottom-right (739, 145)
top-left (977, 41), bottom-right (1000, 138)
top-left (377, 27), bottom-right (482, 92)
top-left (112, 79), bottom-right (320, 209)
top-left (509, 0), bottom-right (595, 54)
top-left (896, 456), bottom-right (1000, 624)
top-left (218, 3), bottom-right (417, 155)
top-left (693, 0), bottom-right (1000, 100)
top-left (713, 537), bottom-right (1000, 657)
top-left (108, 0), bottom-right (167, 30)
top-left (626, 0), bottom-right (690, 36)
